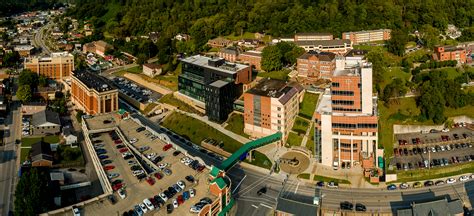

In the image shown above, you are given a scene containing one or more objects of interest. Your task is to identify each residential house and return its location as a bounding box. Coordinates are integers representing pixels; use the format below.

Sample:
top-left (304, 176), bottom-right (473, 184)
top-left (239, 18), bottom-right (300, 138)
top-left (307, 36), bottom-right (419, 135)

top-left (94, 40), bottom-right (112, 57)
top-left (207, 37), bottom-right (232, 48)
top-left (397, 198), bottom-right (463, 216)
top-left (143, 63), bottom-right (163, 77)
top-left (218, 47), bottom-right (240, 62)
top-left (30, 141), bottom-right (53, 167)
top-left (297, 51), bottom-right (336, 79)
top-left (35, 86), bottom-right (57, 100)
top-left (31, 110), bottom-right (61, 135)
top-left (238, 51), bottom-right (262, 71)
top-left (237, 39), bottom-right (261, 48)
top-left (62, 126), bottom-right (78, 146)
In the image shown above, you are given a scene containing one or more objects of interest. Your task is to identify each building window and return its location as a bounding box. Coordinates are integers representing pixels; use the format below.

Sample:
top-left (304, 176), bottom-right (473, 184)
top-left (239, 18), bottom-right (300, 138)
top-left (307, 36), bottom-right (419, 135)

top-left (331, 90), bottom-right (354, 96)
top-left (332, 100), bottom-right (354, 105)
top-left (277, 107), bottom-right (281, 111)
top-left (331, 82), bottom-right (340, 87)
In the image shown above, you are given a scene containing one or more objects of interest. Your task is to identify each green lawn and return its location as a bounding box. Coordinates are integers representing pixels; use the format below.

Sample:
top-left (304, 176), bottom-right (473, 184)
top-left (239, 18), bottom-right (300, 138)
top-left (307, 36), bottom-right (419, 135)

top-left (20, 148), bottom-right (30, 163)
top-left (257, 70), bottom-right (290, 81)
top-left (159, 94), bottom-right (202, 115)
top-left (305, 125), bottom-right (315, 153)
top-left (313, 175), bottom-right (351, 184)
top-left (21, 135), bottom-right (60, 147)
top-left (142, 103), bottom-right (159, 114)
top-left (297, 173), bottom-right (310, 179)
top-left (224, 113), bottom-right (249, 138)
top-left (419, 67), bottom-right (462, 80)
top-left (395, 163), bottom-right (474, 183)
top-left (445, 105), bottom-right (474, 118)
top-left (246, 151), bottom-right (272, 170)
top-left (286, 132), bottom-right (303, 147)
top-left (291, 117), bottom-right (310, 135)
top-left (161, 112), bottom-right (243, 153)
top-left (381, 67), bottom-right (412, 90)
top-left (225, 32), bottom-right (272, 43)
top-left (299, 93), bottom-right (319, 119)
top-left (114, 65), bottom-right (142, 76)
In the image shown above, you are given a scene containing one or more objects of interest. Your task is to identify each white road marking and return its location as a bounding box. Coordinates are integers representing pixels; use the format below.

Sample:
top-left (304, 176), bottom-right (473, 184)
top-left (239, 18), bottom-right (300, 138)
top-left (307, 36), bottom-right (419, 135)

top-left (232, 175), bottom-right (247, 194)
top-left (260, 203), bottom-right (273, 209)
top-left (294, 182), bottom-right (300, 194)
top-left (251, 204), bottom-right (259, 208)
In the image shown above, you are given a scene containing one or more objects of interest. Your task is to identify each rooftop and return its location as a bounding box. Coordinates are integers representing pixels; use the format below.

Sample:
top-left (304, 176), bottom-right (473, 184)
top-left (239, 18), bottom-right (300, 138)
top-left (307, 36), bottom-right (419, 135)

top-left (30, 141), bottom-right (53, 162)
top-left (247, 78), bottom-right (302, 103)
top-left (397, 198), bottom-right (463, 216)
top-left (295, 39), bottom-right (352, 47)
top-left (219, 47), bottom-right (240, 55)
top-left (73, 70), bottom-right (116, 92)
top-left (240, 50), bottom-right (262, 57)
top-left (143, 63), bottom-right (162, 69)
top-left (31, 110), bottom-right (61, 126)
top-left (295, 32), bottom-right (332, 36)
top-left (345, 49), bottom-right (367, 57)
top-left (343, 29), bottom-right (391, 34)
top-left (181, 55), bottom-right (249, 75)
top-left (298, 51), bottom-right (336, 61)
top-left (209, 80), bottom-right (230, 88)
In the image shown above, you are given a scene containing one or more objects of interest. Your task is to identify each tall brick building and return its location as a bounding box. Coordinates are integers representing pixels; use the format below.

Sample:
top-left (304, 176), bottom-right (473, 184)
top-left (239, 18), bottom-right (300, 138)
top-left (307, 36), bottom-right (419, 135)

top-left (24, 52), bottom-right (74, 80)
top-left (296, 51), bottom-right (336, 79)
top-left (71, 70), bottom-right (118, 115)
top-left (239, 51), bottom-right (262, 71)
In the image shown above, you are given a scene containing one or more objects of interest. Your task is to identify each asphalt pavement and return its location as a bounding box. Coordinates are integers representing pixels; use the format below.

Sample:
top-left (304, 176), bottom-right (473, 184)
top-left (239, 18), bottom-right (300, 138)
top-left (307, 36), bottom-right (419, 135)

top-left (33, 22), bottom-right (52, 54)
top-left (0, 103), bottom-right (21, 216)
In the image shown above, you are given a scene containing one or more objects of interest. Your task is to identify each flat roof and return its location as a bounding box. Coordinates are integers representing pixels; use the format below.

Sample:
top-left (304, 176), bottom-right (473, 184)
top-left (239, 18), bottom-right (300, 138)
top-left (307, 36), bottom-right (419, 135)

top-left (181, 55), bottom-right (249, 75)
top-left (240, 50), bottom-right (262, 57)
top-left (209, 80), bottom-right (230, 88)
top-left (73, 70), bottom-right (116, 92)
top-left (295, 39), bottom-right (351, 47)
top-left (343, 29), bottom-right (391, 34)
top-left (247, 78), bottom-right (301, 103)
top-left (295, 32), bottom-right (332, 36)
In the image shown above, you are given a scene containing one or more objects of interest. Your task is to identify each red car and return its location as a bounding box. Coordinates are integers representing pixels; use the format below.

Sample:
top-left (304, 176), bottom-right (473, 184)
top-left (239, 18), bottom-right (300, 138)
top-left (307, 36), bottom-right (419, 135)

top-left (163, 144), bottom-right (173, 151)
top-left (146, 177), bottom-right (155, 186)
top-left (177, 195), bottom-right (184, 205)
top-left (104, 165), bottom-right (115, 170)
top-left (112, 183), bottom-right (123, 191)
top-left (197, 165), bottom-right (205, 172)
top-left (154, 172), bottom-right (163, 180)
top-left (114, 140), bottom-right (122, 144)
top-left (119, 148), bottom-right (129, 153)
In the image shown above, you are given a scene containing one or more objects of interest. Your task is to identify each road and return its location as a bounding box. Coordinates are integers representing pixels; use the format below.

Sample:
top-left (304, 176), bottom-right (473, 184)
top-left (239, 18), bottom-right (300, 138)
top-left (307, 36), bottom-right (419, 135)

top-left (33, 22), bottom-right (53, 55)
top-left (0, 102), bottom-right (22, 216)
top-left (121, 99), bottom-right (474, 215)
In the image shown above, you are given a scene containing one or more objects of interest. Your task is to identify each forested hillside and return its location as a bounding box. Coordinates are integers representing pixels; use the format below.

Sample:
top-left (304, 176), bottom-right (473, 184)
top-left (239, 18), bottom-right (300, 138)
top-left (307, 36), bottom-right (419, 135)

top-left (0, 0), bottom-right (64, 17)
top-left (68, 0), bottom-right (473, 40)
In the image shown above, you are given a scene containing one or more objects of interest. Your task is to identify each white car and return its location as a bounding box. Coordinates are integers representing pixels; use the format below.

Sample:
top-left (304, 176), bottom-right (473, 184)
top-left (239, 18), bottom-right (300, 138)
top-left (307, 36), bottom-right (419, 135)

top-left (118, 188), bottom-right (126, 199)
top-left (180, 157), bottom-right (188, 163)
top-left (72, 207), bottom-right (81, 216)
top-left (190, 206), bottom-right (201, 213)
top-left (122, 152), bottom-right (132, 158)
top-left (143, 198), bottom-right (154, 211)
top-left (146, 153), bottom-right (157, 159)
top-left (459, 175), bottom-right (469, 182)
top-left (139, 203), bottom-right (148, 213)
top-left (159, 193), bottom-right (168, 202)
top-left (132, 170), bottom-right (144, 176)
top-left (189, 188), bottom-right (195, 197)
top-left (446, 178), bottom-right (457, 184)
top-left (129, 138), bottom-right (138, 144)
top-left (158, 163), bottom-right (168, 169)
top-left (177, 181), bottom-right (186, 190)
top-left (108, 173), bottom-right (119, 179)
top-left (184, 159), bottom-right (193, 166)
top-left (173, 199), bottom-right (179, 208)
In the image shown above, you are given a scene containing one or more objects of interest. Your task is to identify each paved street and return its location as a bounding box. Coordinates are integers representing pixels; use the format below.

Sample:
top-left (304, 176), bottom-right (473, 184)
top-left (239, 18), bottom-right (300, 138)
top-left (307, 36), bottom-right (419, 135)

top-left (0, 103), bottom-right (21, 216)
top-left (33, 22), bottom-right (53, 54)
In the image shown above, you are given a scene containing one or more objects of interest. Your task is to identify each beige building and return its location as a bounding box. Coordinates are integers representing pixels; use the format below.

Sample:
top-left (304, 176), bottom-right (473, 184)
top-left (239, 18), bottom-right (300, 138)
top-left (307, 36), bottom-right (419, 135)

top-left (295, 39), bottom-right (352, 54)
top-left (244, 79), bottom-right (304, 141)
top-left (294, 32), bottom-right (333, 41)
top-left (342, 29), bottom-right (391, 44)
top-left (24, 52), bottom-right (74, 80)
top-left (142, 63), bottom-right (162, 77)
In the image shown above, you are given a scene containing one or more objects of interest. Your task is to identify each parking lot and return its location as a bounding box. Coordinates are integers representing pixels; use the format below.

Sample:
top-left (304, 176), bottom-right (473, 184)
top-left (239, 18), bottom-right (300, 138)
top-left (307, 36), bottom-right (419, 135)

top-left (112, 77), bottom-right (162, 104)
top-left (70, 115), bottom-right (215, 216)
top-left (391, 127), bottom-right (474, 171)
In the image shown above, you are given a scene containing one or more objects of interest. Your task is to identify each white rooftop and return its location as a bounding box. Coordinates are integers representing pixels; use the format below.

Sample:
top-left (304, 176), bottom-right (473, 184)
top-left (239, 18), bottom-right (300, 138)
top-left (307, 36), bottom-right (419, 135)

top-left (181, 55), bottom-right (249, 75)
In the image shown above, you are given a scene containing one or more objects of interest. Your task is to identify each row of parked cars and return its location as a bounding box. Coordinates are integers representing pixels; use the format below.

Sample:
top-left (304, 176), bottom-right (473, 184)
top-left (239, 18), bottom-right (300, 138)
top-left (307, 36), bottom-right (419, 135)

top-left (386, 175), bottom-right (473, 190)
top-left (22, 117), bottom-right (30, 136)
top-left (399, 132), bottom-right (470, 146)
top-left (394, 142), bottom-right (473, 157)
top-left (113, 77), bottom-right (154, 103)
top-left (396, 153), bottom-right (474, 171)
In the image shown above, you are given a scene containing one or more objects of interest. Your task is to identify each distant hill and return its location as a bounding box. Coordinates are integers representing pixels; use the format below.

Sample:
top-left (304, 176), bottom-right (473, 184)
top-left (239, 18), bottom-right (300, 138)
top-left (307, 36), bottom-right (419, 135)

top-left (0, 0), bottom-right (65, 17)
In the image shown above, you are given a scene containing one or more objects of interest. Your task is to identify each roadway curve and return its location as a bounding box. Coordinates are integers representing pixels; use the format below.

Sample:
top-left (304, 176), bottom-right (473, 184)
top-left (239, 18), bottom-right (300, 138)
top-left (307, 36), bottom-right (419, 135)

top-left (33, 22), bottom-right (53, 54)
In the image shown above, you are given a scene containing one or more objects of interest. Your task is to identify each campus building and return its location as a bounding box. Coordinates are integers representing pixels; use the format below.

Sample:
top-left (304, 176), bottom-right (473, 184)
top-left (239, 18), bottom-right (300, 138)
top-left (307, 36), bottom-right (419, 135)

top-left (218, 47), bottom-right (240, 62)
top-left (433, 46), bottom-right (467, 64)
top-left (297, 51), bottom-right (336, 79)
top-left (244, 78), bottom-right (304, 141)
top-left (178, 55), bottom-right (252, 122)
top-left (24, 52), bottom-right (74, 80)
top-left (239, 51), bottom-right (262, 71)
top-left (314, 57), bottom-right (380, 169)
top-left (71, 70), bottom-right (119, 115)
top-left (295, 39), bottom-right (352, 54)
top-left (342, 29), bottom-right (391, 44)
top-left (294, 32), bottom-right (333, 41)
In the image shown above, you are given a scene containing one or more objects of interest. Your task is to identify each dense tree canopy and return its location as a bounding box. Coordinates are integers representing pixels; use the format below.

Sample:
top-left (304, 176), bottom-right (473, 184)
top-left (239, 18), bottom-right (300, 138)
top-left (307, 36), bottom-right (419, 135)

top-left (386, 29), bottom-right (409, 56)
top-left (15, 168), bottom-right (53, 216)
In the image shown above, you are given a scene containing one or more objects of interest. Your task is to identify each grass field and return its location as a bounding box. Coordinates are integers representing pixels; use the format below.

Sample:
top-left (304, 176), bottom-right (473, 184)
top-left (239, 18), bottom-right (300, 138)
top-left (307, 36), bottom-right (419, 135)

top-left (394, 163), bottom-right (474, 183)
top-left (21, 135), bottom-right (60, 147)
top-left (299, 93), bottom-right (319, 119)
top-left (224, 113), bottom-right (249, 138)
top-left (142, 103), bottom-right (159, 114)
top-left (313, 175), bottom-right (351, 184)
top-left (161, 112), bottom-right (243, 153)
top-left (286, 132), bottom-right (303, 147)
top-left (20, 148), bottom-right (30, 163)
top-left (246, 151), bottom-right (272, 170)
top-left (305, 125), bottom-right (315, 152)
top-left (445, 105), bottom-right (474, 118)
top-left (381, 67), bottom-right (412, 90)
top-left (291, 117), bottom-right (310, 135)
top-left (159, 94), bottom-right (202, 114)
top-left (257, 70), bottom-right (290, 81)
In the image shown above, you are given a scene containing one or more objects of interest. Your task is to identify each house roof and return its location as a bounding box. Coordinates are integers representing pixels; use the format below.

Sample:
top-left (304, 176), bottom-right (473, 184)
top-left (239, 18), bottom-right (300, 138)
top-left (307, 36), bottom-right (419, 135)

top-left (31, 110), bottom-right (61, 127)
top-left (298, 51), bottom-right (336, 61)
top-left (345, 49), bottom-right (367, 57)
top-left (219, 47), bottom-right (239, 55)
top-left (210, 166), bottom-right (221, 178)
top-left (211, 177), bottom-right (228, 190)
top-left (143, 63), bottom-right (162, 70)
top-left (276, 197), bottom-right (318, 216)
top-left (240, 51), bottom-right (262, 57)
top-left (247, 78), bottom-right (302, 104)
top-left (95, 40), bottom-right (110, 49)
top-left (397, 198), bottom-right (464, 216)
top-left (62, 127), bottom-right (76, 137)
top-left (30, 141), bottom-right (53, 162)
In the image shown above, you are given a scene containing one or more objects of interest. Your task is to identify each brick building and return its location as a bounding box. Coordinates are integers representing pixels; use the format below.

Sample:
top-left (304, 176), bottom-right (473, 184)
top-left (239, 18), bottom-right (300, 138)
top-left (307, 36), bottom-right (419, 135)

top-left (218, 47), bottom-right (240, 62)
top-left (342, 29), bottom-right (391, 44)
top-left (82, 40), bottom-right (112, 57)
top-left (207, 37), bottom-right (232, 48)
top-left (244, 79), bottom-right (304, 141)
top-left (314, 58), bottom-right (380, 170)
top-left (239, 51), bottom-right (262, 71)
top-left (294, 32), bottom-right (333, 41)
top-left (71, 70), bottom-right (119, 115)
top-left (24, 52), bottom-right (74, 80)
top-left (433, 46), bottom-right (467, 64)
top-left (297, 51), bottom-right (336, 79)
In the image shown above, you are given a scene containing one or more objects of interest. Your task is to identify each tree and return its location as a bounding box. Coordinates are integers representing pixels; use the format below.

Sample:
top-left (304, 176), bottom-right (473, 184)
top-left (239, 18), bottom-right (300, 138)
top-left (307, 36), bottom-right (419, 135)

top-left (17, 85), bottom-right (32, 103)
top-left (18, 70), bottom-right (39, 87)
top-left (387, 29), bottom-right (408, 56)
top-left (136, 54), bottom-right (147, 65)
top-left (261, 45), bottom-right (283, 72)
top-left (458, 27), bottom-right (474, 42)
top-left (38, 75), bottom-right (48, 87)
top-left (420, 25), bottom-right (440, 49)
top-left (15, 168), bottom-right (52, 216)
top-left (2, 51), bottom-right (20, 67)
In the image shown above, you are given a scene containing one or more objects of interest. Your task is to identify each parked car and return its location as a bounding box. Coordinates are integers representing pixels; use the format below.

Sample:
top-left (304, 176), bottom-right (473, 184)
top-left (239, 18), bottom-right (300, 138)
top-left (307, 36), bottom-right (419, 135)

top-left (446, 178), bottom-right (457, 184)
top-left (424, 181), bottom-right (434, 187)
top-left (118, 188), bottom-right (126, 199)
top-left (340, 201), bottom-right (353, 210)
top-left (146, 177), bottom-right (155, 186)
top-left (435, 180), bottom-right (445, 186)
top-left (387, 184), bottom-right (397, 190)
top-left (459, 175), bottom-right (469, 182)
top-left (163, 144), bottom-right (173, 151)
top-left (104, 165), bottom-right (115, 170)
top-left (355, 203), bottom-right (366, 212)
top-left (327, 181), bottom-right (338, 189)
top-left (143, 198), bottom-right (155, 211)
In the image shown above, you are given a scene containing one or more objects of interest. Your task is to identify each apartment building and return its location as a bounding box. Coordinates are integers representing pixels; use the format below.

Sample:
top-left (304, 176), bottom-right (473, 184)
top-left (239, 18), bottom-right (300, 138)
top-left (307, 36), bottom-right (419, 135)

top-left (178, 55), bottom-right (252, 122)
top-left (296, 51), bottom-right (336, 79)
top-left (433, 46), bottom-right (467, 64)
top-left (244, 78), bottom-right (304, 141)
top-left (239, 50), bottom-right (262, 71)
top-left (71, 70), bottom-right (119, 115)
top-left (294, 32), bottom-right (333, 41)
top-left (82, 40), bottom-right (112, 57)
top-left (295, 39), bottom-right (352, 54)
top-left (342, 29), bottom-right (391, 44)
top-left (218, 47), bottom-right (240, 62)
top-left (24, 52), bottom-right (74, 80)
top-left (314, 58), bottom-right (380, 170)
